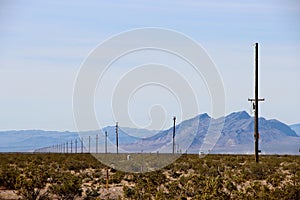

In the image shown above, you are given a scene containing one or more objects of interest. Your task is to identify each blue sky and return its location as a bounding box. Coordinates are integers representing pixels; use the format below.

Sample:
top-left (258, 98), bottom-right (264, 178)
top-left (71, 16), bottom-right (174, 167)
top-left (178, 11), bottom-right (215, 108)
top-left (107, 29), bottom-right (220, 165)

top-left (0, 0), bottom-right (299, 131)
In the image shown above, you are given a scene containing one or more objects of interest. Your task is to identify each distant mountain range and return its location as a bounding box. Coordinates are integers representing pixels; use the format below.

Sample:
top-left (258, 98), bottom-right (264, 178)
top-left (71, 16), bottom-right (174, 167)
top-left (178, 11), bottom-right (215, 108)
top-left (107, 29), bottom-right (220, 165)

top-left (290, 123), bottom-right (300, 136)
top-left (0, 111), bottom-right (299, 154)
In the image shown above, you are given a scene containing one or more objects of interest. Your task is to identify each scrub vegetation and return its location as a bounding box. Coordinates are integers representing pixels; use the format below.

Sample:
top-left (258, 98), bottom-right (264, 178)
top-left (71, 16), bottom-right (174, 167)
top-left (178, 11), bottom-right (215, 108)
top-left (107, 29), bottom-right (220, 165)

top-left (0, 153), bottom-right (299, 199)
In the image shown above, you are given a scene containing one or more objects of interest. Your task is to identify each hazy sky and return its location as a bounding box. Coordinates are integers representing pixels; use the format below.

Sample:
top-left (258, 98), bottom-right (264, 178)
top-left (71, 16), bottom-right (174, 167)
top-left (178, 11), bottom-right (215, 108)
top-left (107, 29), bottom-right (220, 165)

top-left (0, 0), bottom-right (299, 131)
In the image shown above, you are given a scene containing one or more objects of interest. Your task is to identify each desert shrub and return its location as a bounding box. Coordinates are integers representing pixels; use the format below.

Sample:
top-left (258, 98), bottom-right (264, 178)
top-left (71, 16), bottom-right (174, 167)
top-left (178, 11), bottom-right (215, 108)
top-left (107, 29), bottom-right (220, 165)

top-left (170, 170), bottom-right (181, 178)
top-left (201, 176), bottom-right (229, 199)
top-left (266, 173), bottom-right (284, 187)
top-left (123, 185), bottom-right (135, 198)
top-left (126, 171), bottom-right (167, 198)
top-left (15, 175), bottom-right (49, 200)
top-left (224, 179), bottom-right (237, 196)
top-left (0, 165), bottom-right (20, 189)
top-left (242, 163), bottom-right (267, 180)
top-left (166, 180), bottom-right (182, 197)
top-left (280, 184), bottom-right (300, 200)
top-left (84, 186), bottom-right (100, 200)
top-left (0, 153), bottom-right (299, 199)
top-left (110, 171), bottom-right (125, 184)
top-left (50, 172), bottom-right (82, 200)
top-left (22, 162), bottom-right (50, 189)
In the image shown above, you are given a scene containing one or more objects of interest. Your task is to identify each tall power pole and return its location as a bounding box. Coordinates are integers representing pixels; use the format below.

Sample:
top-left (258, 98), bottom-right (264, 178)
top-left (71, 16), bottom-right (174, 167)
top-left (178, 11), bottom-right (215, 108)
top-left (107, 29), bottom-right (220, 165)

top-left (248, 43), bottom-right (264, 163)
top-left (173, 116), bottom-right (176, 154)
top-left (105, 131), bottom-right (108, 154)
top-left (116, 122), bottom-right (119, 154)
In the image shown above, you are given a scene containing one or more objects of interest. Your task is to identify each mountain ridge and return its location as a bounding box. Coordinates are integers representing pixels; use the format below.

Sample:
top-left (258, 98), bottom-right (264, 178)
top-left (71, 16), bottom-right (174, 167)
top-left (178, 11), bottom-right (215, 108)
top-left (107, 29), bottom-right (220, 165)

top-left (0, 111), bottom-right (299, 154)
top-left (290, 123), bottom-right (300, 136)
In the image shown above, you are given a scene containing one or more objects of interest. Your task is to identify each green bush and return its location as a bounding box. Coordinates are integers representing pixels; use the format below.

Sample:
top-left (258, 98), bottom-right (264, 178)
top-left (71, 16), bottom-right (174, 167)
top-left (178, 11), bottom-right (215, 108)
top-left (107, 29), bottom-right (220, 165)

top-left (50, 172), bottom-right (82, 200)
top-left (110, 171), bottom-right (125, 184)
top-left (0, 153), bottom-right (299, 199)
top-left (0, 165), bottom-right (20, 189)
top-left (84, 186), bottom-right (100, 200)
top-left (15, 175), bottom-right (49, 200)
top-left (123, 185), bottom-right (135, 198)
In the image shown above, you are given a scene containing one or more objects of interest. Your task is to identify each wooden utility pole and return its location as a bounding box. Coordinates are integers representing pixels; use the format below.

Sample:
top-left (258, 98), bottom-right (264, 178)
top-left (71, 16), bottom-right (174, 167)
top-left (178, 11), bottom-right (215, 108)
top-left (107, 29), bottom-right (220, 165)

top-left (105, 131), bottom-right (108, 154)
top-left (248, 43), bottom-right (264, 163)
top-left (172, 116), bottom-right (176, 154)
top-left (116, 122), bottom-right (119, 154)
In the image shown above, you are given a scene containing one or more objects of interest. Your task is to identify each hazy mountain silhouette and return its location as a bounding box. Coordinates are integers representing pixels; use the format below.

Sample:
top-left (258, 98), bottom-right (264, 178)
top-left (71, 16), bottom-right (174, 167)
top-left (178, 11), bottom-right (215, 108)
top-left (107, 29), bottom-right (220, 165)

top-left (211, 111), bottom-right (299, 154)
top-left (290, 123), bottom-right (300, 136)
top-left (122, 111), bottom-right (299, 154)
top-left (0, 111), bottom-right (299, 154)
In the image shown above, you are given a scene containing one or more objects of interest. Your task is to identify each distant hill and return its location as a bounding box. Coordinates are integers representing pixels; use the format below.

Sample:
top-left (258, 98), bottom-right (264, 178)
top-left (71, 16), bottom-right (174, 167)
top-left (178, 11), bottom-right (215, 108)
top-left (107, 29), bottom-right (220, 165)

top-left (210, 111), bottom-right (299, 154)
top-left (290, 123), bottom-right (300, 136)
top-left (0, 130), bottom-right (78, 152)
top-left (122, 111), bottom-right (299, 155)
top-left (0, 111), bottom-right (299, 154)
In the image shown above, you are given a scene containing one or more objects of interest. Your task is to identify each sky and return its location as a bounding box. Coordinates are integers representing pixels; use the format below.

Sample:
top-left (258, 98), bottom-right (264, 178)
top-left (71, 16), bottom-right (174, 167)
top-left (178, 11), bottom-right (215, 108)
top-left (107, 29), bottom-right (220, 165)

top-left (0, 0), bottom-right (299, 131)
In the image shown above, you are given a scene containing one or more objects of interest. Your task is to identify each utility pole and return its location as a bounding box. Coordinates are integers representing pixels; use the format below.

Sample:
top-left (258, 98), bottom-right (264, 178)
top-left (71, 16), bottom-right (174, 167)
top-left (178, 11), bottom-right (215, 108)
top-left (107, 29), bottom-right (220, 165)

top-left (248, 43), bottom-right (265, 163)
top-left (66, 142), bottom-right (68, 153)
top-left (173, 116), bottom-right (176, 154)
top-left (116, 122), bottom-right (119, 154)
top-left (70, 140), bottom-right (73, 154)
top-left (105, 131), bottom-right (108, 154)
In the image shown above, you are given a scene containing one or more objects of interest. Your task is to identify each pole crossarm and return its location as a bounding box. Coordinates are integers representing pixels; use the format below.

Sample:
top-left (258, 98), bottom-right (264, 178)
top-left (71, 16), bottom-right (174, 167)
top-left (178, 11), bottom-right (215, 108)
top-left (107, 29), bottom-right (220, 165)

top-left (248, 98), bottom-right (265, 102)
